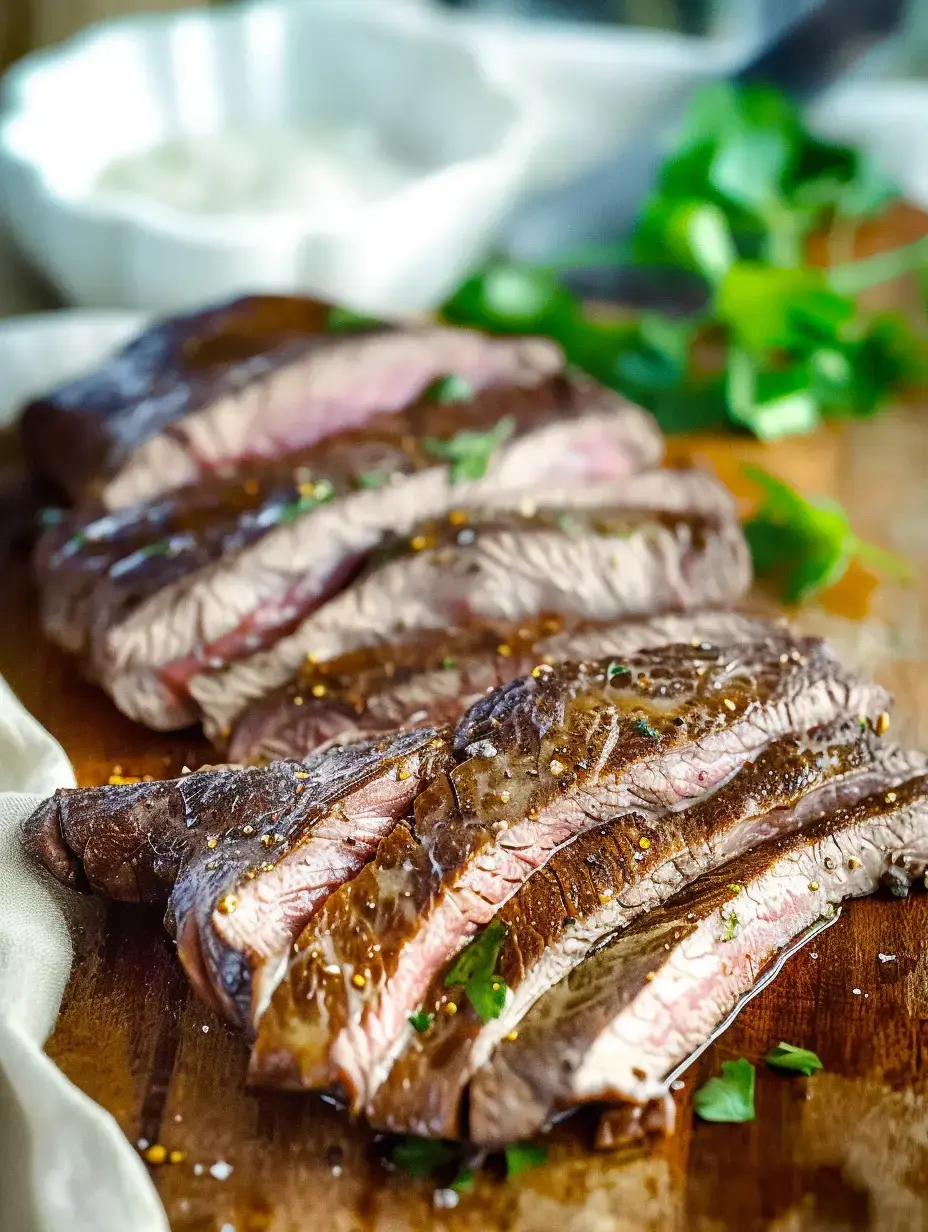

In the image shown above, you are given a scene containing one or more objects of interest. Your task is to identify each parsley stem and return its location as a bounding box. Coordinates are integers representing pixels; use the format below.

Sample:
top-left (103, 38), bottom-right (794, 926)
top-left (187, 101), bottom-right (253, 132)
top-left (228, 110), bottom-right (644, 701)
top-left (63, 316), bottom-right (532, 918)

top-left (827, 235), bottom-right (928, 297)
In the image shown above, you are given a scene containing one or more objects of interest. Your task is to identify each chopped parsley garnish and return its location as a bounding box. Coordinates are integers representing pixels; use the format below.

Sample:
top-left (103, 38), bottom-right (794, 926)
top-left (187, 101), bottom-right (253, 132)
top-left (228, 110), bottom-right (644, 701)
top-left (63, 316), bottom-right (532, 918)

top-left (632, 718), bottom-right (659, 739)
top-left (391, 1136), bottom-right (458, 1178)
top-left (275, 479), bottom-right (336, 524)
top-left (441, 657), bottom-right (457, 670)
top-left (327, 305), bottom-right (380, 331)
top-left (764, 1042), bottom-right (823, 1076)
top-left (693, 1057), bottom-right (756, 1123)
top-left (505, 1142), bottom-right (548, 1177)
top-left (442, 82), bottom-right (928, 440)
top-left (356, 471), bottom-right (390, 490)
top-left (408, 1011), bottom-right (435, 1033)
top-left (423, 416), bottom-right (515, 485)
top-left (444, 920), bottom-right (509, 1022)
top-left (389, 1135), bottom-right (547, 1193)
top-left (606, 662), bottom-right (631, 682)
top-left (719, 910), bottom-right (740, 942)
top-left (743, 465), bottom-right (909, 605)
top-left (424, 373), bottom-right (477, 404)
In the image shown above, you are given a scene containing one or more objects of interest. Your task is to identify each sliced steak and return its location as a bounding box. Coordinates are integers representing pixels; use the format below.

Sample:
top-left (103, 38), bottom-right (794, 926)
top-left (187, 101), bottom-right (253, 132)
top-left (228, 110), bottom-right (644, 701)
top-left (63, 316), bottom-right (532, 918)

top-left (23, 729), bottom-right (448, 1025)
top-left (171, 729), bottom-right (450, 1023)
top-left (190, 468), bottom-right (748, 741)
top-left (249, 637), bottom-right (889, 1109)
top-left (36, 373), bottom-right (630, 659)
top-left (470, 769), bottom-right (928, 1144)
top-left (92, 380), bottom-right (661, 729)
top-left (21, 294), bottom-right (563, 508)
top-left (369, 728), bottom-right (919, 1137)
top-left (228, 611), bottom-right (780, 764)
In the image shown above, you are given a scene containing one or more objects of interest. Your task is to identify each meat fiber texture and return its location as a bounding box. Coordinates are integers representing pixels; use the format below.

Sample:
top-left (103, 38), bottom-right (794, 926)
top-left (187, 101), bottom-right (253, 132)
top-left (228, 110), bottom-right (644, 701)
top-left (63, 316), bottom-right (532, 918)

top-left (188, 466), bottom-right (745, 742)
top-left (250, 636), bottom-right (889, 1110)
top-left (0, 674), bottom-right (167, 1232)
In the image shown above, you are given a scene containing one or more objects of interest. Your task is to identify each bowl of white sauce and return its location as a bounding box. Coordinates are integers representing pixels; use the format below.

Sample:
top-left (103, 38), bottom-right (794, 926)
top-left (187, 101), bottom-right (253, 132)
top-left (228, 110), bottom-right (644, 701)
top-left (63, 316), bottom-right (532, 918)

top-left (0, 0), bottom-right (545, 314)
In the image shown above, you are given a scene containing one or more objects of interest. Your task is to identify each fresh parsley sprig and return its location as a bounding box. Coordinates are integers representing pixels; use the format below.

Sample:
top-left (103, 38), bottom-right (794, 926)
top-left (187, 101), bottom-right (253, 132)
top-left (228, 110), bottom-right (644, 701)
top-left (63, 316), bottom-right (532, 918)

top-left (692, 1057), bottom-right (756, 1123)
top-left (442, 83), bottom-right (928, 441)
top-left (423, 417), bottom-right (515, 485)
top-left (443, 920), bottom-right (509, 1022)
top-left (743, 465), bottom-right (909, 604)
top-left (764, 1042), bottom-right (823, 1076)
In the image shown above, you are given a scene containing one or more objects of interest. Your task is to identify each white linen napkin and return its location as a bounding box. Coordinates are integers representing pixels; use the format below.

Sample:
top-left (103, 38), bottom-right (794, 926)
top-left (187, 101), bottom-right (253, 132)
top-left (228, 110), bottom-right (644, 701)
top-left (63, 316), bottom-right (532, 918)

top-left (0, 677), bottom-right (168, 1232)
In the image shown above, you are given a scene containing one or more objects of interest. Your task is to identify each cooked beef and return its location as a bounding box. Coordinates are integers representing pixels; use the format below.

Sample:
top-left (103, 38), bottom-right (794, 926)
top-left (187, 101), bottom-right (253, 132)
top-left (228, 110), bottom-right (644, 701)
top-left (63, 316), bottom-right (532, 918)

top-left (23, 729), bottom-right (448, 1024)
top-left (469, 769), bottom-right (928, 1144)
top-left (36, 373), bottom-right (637, 659)
top-left (21, 294), bottom-right (563, 508)
top-left (249, 637), bottom-right (888, 1109)
top-left (190, 467), bottom-right (748, 742)
top-left (228, 610), bottom-right (779, 764)
top-left (368, 727), bottom-right (919, 1137)
top-left (87, 381), bottom-right (661, 729)
top-left (171, 729), bottom-right (450, 1022)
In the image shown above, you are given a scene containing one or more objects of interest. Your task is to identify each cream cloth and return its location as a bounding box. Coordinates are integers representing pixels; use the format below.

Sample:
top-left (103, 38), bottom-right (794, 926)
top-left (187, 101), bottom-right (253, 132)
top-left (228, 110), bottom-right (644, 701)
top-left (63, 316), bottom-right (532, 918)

top-left (0, 677), bottom-right (169, 1231)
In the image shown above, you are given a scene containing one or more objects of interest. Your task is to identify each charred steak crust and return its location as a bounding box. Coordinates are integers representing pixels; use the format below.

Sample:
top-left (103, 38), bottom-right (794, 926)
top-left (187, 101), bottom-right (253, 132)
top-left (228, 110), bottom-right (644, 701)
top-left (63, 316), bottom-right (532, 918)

top-left (21, 295), bottom-right (332, 503)
top-left (249, 637), bottom-right (889, 1108)
top-left (227, 611), bottom-right (781, 766)
top-left (368, 727), bottom-right (919, 1137)
top-left (469, 770), bottom-right (928, 1144)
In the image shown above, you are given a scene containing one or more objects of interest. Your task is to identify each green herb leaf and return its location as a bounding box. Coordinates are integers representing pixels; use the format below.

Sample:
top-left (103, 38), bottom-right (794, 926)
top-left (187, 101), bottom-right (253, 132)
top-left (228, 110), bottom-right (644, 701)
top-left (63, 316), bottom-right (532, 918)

top-left (444, 920), bottom-right (509, 1022)
top-left (441, 657), bottom-right (457, 670)
top-left (424, 374), bottom-right (476, 404)
top-left (719, 910), bottom-right (740, 942)
top-left (764, 1042), bottom-right (823, 1077)
top-left (743, 465), bottom-right (909, 604)
top-left (391, 1136), bottom-right (458, 1177)
top-left (606, 662), bottom-right (631, 682)
top-left (356, 471), bottom-right (390, 490)
top-left (408, 1011), bottom-right (435, 1033)
top-left (504, 1142), bottom-right (548, 1178)
top-left (693, 1058), bottom-right (756, 1123)
top-left (423, 417), bottom-right (515, 485)
top-left (327, 305), bottom-right (380, 332)
top-left (451, 1166), bottom-right (476, 1194)
top-left (632, 718), bottom-right (659, 739)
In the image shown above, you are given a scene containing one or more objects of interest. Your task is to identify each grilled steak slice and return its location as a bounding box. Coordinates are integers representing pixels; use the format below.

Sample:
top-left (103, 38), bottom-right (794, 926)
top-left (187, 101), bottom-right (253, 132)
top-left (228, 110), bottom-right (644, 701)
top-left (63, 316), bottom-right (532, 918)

top-left (21, 294), bottom-right (563, 508)
top-left (190, 468), bottom-right (748, 741)
top-left (171, 729), bottom-right (450, 1023)
top-left (91, 381), bottom-right (661, 729)
top-left (36, 373), bottom-right (640, 660)
top-left (228, 611), bottom-right (779, 764)
top-left (368, 728), bottom-right (918, 1137)
top-left (249, 637), bottom-right (889, 1108)
top-left (23, 729), bottom-right (448, 1024)
top-left (470, 768), bottom-right (928, 1144)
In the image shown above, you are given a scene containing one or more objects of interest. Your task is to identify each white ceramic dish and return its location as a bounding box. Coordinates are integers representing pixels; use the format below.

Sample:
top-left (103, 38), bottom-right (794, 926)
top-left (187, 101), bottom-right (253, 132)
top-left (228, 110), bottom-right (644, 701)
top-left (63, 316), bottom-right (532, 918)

top-left (0, 1), bottom-right (545, 316)
top-left (0, 310), bottom-right (145, 428)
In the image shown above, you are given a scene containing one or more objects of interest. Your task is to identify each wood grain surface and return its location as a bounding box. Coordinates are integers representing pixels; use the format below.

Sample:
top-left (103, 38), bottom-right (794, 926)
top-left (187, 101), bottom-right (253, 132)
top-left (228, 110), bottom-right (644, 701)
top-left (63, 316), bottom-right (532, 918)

top-left (1, 403), bottom-right (926, 1232)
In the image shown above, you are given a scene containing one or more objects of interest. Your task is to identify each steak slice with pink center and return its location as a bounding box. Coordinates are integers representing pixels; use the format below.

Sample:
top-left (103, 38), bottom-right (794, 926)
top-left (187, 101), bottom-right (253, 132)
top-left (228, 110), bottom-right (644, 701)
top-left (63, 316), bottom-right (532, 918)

top-left (249, 636), bottom-right (889, 1107)
top-left (367, 727), bottom-right (920, 1137)
top-left (191, 469), bottom-right (750, 742)
top-left (469, 768), bottom-right (928, 1144)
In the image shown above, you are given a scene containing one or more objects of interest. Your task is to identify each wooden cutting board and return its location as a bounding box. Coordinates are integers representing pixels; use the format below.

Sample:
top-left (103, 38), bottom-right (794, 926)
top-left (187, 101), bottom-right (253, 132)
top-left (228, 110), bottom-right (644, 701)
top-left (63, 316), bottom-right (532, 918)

top-left (2, 404), bottom-right (927, 1232)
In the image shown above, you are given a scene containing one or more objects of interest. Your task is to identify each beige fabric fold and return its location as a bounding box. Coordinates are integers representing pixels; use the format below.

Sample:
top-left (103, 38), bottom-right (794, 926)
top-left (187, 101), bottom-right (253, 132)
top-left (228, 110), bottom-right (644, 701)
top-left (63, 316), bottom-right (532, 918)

top-left (0, 677), bottom-right (168, 1232)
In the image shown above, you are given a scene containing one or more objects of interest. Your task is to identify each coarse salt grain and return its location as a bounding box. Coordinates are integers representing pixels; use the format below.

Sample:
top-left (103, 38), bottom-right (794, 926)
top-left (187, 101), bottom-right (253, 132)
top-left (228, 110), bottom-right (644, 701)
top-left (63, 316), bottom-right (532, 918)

top-left (210, 1161), bottom-right (234, 1181)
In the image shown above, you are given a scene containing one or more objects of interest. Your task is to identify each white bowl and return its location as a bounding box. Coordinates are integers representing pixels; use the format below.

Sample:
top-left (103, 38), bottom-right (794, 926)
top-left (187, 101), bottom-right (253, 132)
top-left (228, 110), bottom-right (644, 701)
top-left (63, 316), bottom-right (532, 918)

top-left (0, 1), bottom-right (544, 315)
